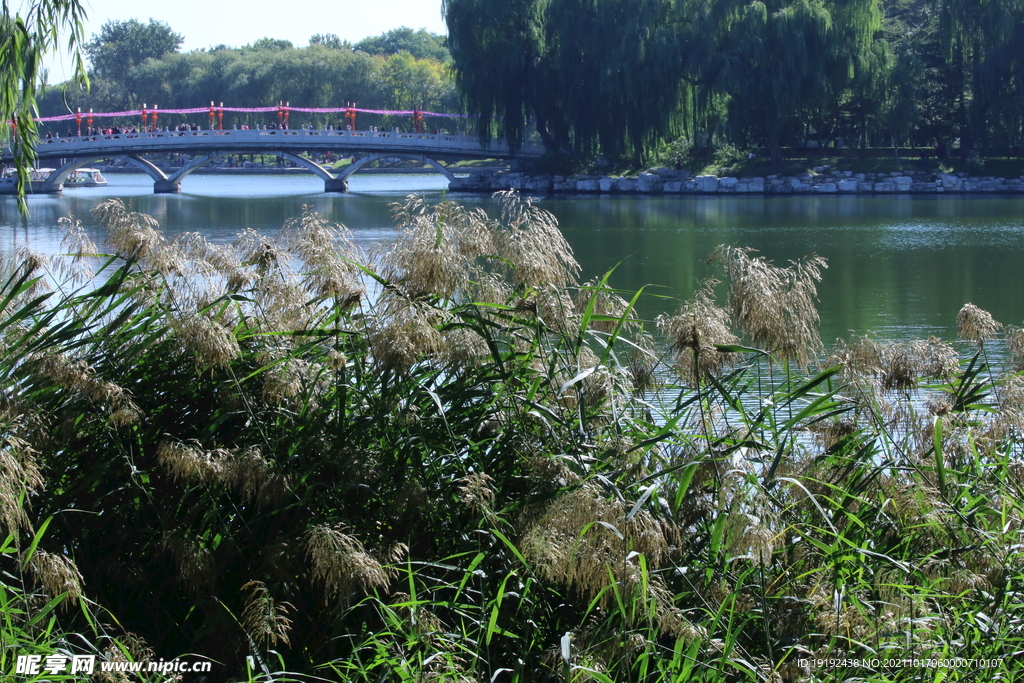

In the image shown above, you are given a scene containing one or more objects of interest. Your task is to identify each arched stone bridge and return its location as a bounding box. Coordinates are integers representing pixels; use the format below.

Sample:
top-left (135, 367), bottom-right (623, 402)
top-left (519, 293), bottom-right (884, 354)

top-left (10, 128), bottom-right (545, 193)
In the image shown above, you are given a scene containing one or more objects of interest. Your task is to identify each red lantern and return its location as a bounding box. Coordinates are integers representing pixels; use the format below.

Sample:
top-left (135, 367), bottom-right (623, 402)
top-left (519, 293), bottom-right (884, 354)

top-left (75, 107), bottom-right (82, 136)
top-left (152, 105), bottom-right (158, 130)
top-left (142, 103), bottom-right (148, 130)
top-left (218, 102), bottom-right (224, 130)
top-left (284, 102), bottom-right (290, 129)
top-left (345, 103), bottom-right (356, 131)
top-left (87, 108), bottom-right (94, 133)
top-left (209, 101), bottom-right (215, 130)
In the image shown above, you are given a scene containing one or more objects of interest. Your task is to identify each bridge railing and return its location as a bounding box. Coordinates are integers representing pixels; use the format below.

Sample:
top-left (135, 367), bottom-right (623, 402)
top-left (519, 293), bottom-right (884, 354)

top-left (21, 128), bottom-right (545, 159)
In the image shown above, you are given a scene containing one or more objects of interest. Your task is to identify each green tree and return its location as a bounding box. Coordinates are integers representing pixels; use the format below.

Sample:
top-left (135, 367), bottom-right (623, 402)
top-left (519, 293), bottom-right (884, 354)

top-left (309, 32), bottom-right (350, 50)
top-left (715, 0), bottom-right (884, 167)
top-left (443, 0), bottom-right (543, 152)
top-left (355, 27), bottom-right (449, 62)
top-left (85, 19), bottom-right (183, 78)
top-left (250, 37), bottom-right (294, 51)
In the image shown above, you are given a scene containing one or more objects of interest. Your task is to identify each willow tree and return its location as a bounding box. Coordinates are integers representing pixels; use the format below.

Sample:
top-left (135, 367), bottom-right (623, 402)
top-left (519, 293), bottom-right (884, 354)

top-left (1, 0), bottom-right (87, 201)
top-left (444, 0), bottom-right (697, 162)
top-left (937, 0), bottom-right (1024, 155)
top-left (715, 0), bottom-right (883, 168)
top-left (442, 0), bottom-right (545, 153)
top-left (543, 0), bottom-right (693, 161)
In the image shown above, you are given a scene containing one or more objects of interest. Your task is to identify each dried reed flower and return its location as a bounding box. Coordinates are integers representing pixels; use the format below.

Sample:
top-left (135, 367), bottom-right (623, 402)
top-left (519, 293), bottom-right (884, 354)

top-left (647, 578), bottom-right (706, 642)
top-left (255, 277), bottom-right (316, 333)
top-left (0, 430), bottom-right (43, 533)
top-left (626, 333), bottom-right (659, 397)
top-left (240, 581), bottom-right (293, 648)
top-left (728, 513), bottom-right (778, 567)
top-left (305, 525), bottom-right (395, 600)
top-left (261, 357), bottom-right (310, 402)
top-left (26, 550), bottom-right (83, 607)
top-left (532, 284), bottom-right (580, 334)
top-left (222, 448), bottom-right (273, 501)
top-left (832, 335), bottom-right (958, 393)
top-left (366, 297), bottom-right (446, 372)
top-left (1007, 326), bottom-right (1024, 371)
top-left (880, 341), bottom-right (918, 392)
top-left (379, 196), bottom-right (492, 299)
top-left (439, 327), bottom-right (490, 371)
top-left (522, 484), bottom-right (668, 607)
top-left (96, 633), bottom-right (155, 683)
top-left (457, 472), bottom-right (496, 514)
top-left (54, 216), bottom-right (98, 284)
top-left (156, 440), bottom-right (226, 483)
top-left (494, 191), bottom-right (579, 289)
top-left (281, 206), bottom-right (364, 301)
top-left (829, 334), bottom-right (882, 379)
top-left (109, 398), bottom-right (143, 427)
top-left (957, 303), bottom-right (1002, 344)
top-left (162, 530), bottom-right (214, 591)
top-left (712, 246), bottom-right (826, 365)
top-left (92, 199), bottom-right (165, 263)
top-left (658, 281), bottom-right (739, 384)
top-left (809, 419), bottom-right (858, 450)
top-left (171, 314), bottom-right (241, 369)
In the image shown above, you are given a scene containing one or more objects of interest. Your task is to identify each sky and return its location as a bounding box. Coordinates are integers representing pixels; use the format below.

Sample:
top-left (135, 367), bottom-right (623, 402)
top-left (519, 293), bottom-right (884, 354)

top-left (36, 0), bottom-right (448, 83)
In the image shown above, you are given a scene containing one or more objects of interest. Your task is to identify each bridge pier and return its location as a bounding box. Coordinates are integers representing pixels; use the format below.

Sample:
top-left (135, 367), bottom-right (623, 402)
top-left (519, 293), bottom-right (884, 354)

top-left (154, 179), bottom-right (182, 193)
top-left (324, 177), bottom-right (348, 193)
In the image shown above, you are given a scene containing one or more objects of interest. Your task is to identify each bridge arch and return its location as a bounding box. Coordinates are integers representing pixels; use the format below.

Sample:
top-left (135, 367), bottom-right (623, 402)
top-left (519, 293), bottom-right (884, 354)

top-left (36, 147), bottom-right (460, 194)
top-left (134, 150), bottom-right (343, 193)
top-left (42, 156), bottom-right (114, 192)
top-left (336, 153), bottom-right (456, 184)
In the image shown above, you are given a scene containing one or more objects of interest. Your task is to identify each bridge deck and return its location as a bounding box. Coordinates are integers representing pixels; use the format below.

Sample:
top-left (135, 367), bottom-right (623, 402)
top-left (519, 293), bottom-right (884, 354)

top-left (21, 128), bottom-right (544, 161)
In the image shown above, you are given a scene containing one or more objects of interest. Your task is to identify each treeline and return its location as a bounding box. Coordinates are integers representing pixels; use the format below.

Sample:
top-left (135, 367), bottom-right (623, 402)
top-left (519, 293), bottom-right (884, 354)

top-left (444, 0), bottom-right (1024, 164)
top-left (38, 23), bottom-right (460, 132)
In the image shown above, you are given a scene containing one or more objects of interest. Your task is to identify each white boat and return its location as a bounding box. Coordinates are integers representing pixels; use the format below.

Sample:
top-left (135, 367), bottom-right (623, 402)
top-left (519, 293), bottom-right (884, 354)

top-left (0, 167), bottom-right (61, 194)
top-left (64, 167), bottom-right (108, 188)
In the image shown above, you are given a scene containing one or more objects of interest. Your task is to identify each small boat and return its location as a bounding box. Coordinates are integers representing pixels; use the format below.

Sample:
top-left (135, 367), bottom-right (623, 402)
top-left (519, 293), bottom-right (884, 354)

top-left (64, 167), bottom-right (108, 188)
top-left (0, 167), bottom-right (61, 194)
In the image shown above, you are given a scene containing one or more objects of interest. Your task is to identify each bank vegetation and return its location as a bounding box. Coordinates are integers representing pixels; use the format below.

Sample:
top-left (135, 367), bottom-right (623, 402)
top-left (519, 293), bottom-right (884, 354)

top-left (1, 193), bottom-right (1023, 681)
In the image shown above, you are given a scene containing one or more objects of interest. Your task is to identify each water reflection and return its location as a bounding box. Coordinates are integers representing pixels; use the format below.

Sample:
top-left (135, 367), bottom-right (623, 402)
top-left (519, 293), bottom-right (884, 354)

top-left (2, 175), bottom-right (1023, 344)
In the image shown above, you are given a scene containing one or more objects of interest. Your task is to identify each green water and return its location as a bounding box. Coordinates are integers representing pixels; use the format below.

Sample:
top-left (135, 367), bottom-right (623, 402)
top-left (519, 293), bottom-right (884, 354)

top-left (2, 173), bottom-right (1022, 345)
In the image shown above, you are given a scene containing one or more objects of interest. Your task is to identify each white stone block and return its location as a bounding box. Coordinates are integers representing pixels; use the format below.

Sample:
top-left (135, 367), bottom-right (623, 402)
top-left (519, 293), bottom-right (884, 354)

top-left (696, 175), bottom-right (719, 192)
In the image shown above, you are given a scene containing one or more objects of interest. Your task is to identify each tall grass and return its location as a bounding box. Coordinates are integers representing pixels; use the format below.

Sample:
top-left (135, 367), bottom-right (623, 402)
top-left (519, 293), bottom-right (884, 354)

top-left (0, 193), bottom-right (1022, 682)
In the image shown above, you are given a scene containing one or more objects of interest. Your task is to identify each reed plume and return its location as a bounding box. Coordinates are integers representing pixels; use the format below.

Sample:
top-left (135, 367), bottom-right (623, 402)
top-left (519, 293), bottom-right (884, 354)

top-left (658, 279), bottom-right (738, 384)
top-left (712, 246), bottom-right (826, 365)
top-left (305, 525), bottom-right (398, 600)
top-left (240, 580), bottom-right (293, 649)
top-left (957, 303), bottom-right (1002, 345)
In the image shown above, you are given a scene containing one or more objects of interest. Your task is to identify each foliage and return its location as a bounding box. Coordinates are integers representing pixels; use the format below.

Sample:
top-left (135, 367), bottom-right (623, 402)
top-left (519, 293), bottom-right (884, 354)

top-left (0, 0), bottom-right (86, 206)
top-left (354, 27), bottom-right (450, 62)
top-left (3, 196), bottom-right (1024, 682)
top-left (36, 28), bottom-right (460, 132)
top-left (445, 0), bottom-right (1024, 167)
top-left (85, 19), bottom-right (183, 79)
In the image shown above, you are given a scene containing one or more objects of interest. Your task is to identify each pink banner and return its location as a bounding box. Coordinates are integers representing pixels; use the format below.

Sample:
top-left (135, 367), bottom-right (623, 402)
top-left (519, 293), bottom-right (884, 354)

top-left (34, 105), bottom-right (469, 123)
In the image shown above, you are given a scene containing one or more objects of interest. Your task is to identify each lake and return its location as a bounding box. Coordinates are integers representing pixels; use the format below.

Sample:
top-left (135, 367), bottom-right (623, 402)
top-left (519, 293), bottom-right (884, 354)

top-left (2, 171), bottom-right (1023, 346)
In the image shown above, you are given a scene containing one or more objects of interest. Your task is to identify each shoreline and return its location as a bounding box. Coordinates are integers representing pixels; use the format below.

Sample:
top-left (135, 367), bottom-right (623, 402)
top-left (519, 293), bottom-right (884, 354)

top-left (449, 168), bottom-right (1024, 195)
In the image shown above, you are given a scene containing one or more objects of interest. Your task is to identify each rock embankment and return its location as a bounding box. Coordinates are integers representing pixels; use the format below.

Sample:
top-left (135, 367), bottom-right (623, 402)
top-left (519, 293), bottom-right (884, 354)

top-left (450, 167), bottom-right (1024, 194)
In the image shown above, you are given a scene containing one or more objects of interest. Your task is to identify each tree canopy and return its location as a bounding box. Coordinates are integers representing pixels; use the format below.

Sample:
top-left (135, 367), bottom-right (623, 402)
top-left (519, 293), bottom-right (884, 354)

top-left (444, 0), bottom-right (1024, 164)
top-left (354, 27), bottom-right (450, 62)
top-left (37, 26), bottom-right (460, 131)
top-left (86, 19), bottom-right (183, 78)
